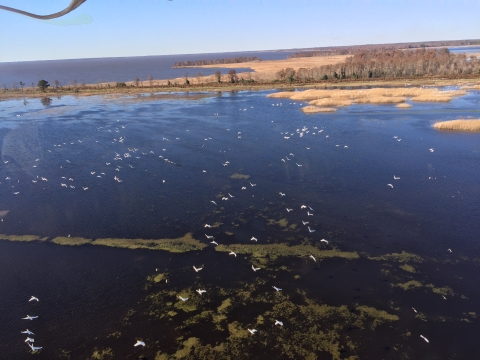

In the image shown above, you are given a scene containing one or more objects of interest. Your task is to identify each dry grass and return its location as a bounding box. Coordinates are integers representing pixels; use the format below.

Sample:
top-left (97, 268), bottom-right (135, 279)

top-left (461, 84), bottom-right (480, 90)
top-left (309, 98), bottom-right (352, 107)
top-left (396, 103), bottom-right (412, 108)
top-left (433, 119), bottom-right (480, 132)
top-left (193, 55), bottom-right (349, 73)
top-left (268, 87), bottom-right (466, 110)
top-left (301, 106), bottom-right (337, 113)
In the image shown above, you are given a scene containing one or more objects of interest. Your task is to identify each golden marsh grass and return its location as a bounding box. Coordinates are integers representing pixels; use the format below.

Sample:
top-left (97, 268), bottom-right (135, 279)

top-left (302, 106), bottom-right (337, 113)
top-left (396, 103), bottom-right (412, 108)
top-left (433, 119), bottom-right (480, 132)
top-left (268, 87), bottom-right (466, 110)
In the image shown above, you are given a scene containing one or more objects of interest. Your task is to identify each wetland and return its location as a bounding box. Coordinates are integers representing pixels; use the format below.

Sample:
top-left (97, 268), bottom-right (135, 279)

top-left (1, 86), bottom-right (480, 359)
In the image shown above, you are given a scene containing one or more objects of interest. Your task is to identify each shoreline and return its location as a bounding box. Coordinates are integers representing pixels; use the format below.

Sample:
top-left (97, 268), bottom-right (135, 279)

top-left (2, 74), bottom-right (480, 101)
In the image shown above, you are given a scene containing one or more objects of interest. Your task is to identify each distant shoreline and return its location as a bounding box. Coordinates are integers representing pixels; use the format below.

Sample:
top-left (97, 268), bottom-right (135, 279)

top-left (2, 74), bottom-right (480, 101)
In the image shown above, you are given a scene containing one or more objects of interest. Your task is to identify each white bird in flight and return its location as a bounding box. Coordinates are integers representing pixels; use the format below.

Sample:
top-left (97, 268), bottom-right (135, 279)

top-left (309, 255), bottom-right (316, 262)
top-left (196, 289), bottom-right (206, 295)
top-left (393, 175), bottom-right (400, 180)
top-left (210, 240), bottom-right (219, 245)
top-left (420, 335), bottom-right (429, 343)
top-left (29, 296), bottom-right (39, 302)
top-left (301, 205), bottom-right (307, 209)
top-left (273, 286), bottom-right (282, 291)
top-left (279, 192), bottom-right (286, 196)
top-left (275, 320), bottom-right (283, 326)
top-left (204, 224), bottom-right (211, 228)
top-left (248, 329), bottom-right (257, 334)
top-left (308, 226), bottom-right (315, 233)
top-left (252, 265), bottom-right (260, 272)
top-left (286, 208), bottom-right (293, 212)
top-left (387, 184), bottom-right (394, 188)
top-left (205, 234), bottom-right (213, 239)
top-left (229, 251), bottom-right (237, 257)
top-left (250, 182), bottom-right (256, 187)
top-left (22, 315), bottom-right (38, 320)
top-left (28, 343), bottom-right (42, 352)
top-left (178, 296), bottom-right (188, 302)
top-left (429, 148), bottom-right (434, 152)
top-left (193, 266), bottom-right (203, 272)
top-left (134, 340), bottom-right (145, 347)
top-left (21, 329), bottom-right (34, 335)
top-left (25, 337), bottom-right (34, 343)
top-left (307, 211), bottom-right (313, 216)
top-left (320, 239), bottom-right (329, 244)
top-left (251, 237), bottom-right (258, 242)
top-left (210, 200), bottom-right (217, 205)
top-left (302, 221), bottom-right (309, 225)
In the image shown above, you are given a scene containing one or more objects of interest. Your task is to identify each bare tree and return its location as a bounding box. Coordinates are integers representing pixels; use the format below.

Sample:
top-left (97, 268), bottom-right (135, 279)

top-left (215, 71), bottom-right (222, 83)
top-left (19, 81), bottom-right (25, 92)
top-left (148, 74), bottom-right (153, 87)
top-left (228, 70), bottom-right (238, 83)
top-left (54, 80), bottom-right (60, 90)
top-left (195, 72), bottom-right (203, 85)
top-left (184, 73), bottom-right (190, 85)
top-left (134, 78), bottom-right (140, 87)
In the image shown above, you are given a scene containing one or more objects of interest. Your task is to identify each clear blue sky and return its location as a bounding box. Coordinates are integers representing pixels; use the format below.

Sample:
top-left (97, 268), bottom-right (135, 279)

top-left (1, 0), bottom-right (479, 62)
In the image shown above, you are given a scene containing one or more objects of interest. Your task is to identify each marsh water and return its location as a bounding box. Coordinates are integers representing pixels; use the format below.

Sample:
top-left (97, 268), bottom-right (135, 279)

top-left (0, 88), bottom-right (480, 359)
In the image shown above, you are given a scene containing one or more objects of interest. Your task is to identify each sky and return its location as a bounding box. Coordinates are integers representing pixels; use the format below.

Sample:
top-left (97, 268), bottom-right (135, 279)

top-left (1, 0), bottom-right (480, 62)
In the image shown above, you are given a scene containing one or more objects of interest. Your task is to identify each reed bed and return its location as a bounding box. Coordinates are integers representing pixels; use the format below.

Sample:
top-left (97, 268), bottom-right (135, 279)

top-left (433, 119), bottom-right (480, 132)
top-left (267, 87), bottom-right (467, 110)
top-left (461, 84), bottom-right (480, 90)
top-left (396, 103), bottom-right (412, 108)
top-left (301, 106), bottom-right (337, 113)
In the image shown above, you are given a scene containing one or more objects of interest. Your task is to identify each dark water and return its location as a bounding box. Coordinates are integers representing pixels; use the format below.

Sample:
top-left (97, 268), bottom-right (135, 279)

top-left (0, 89), bottom-right (480, 359)
top-left (0, 51), bottom-right (296, 89)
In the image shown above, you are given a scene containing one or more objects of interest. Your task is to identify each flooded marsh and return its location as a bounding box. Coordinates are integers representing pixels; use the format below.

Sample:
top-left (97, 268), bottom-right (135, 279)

top-left (1, 87), bottom-right (480, 359)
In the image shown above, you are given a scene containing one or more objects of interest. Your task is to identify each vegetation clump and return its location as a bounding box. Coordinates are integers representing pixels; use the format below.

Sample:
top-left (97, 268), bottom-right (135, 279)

top-left (433, 119), bottom-right (480, 132)
top-left (92, 233), bottom-right (206, 252)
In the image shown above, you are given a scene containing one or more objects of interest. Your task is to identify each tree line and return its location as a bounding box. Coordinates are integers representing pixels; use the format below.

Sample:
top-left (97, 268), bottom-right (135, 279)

top-left (173, 56), bottom-right (261, 67)
top-left (286, 39), bottom-right (480, 59)
top-left (277, 48), bottom-right (480, 82)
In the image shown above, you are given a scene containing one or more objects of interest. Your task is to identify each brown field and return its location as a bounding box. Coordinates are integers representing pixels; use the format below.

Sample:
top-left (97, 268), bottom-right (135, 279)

top-left (268, 87), bottom-right (466, 110)
top-left (189, 55), bottom-right (349, 74)
top-left (433, 119), bottom-right (480, 132)
top-left (301, 106), bottom-right (337, 113)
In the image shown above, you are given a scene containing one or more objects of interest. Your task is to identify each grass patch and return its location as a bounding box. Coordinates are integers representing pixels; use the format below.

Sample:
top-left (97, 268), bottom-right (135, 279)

top-left (215, 243), bottom-right (359, 262)
top-left (268, 87), bottom-right (466, 110)
top-left (369, 251), bottom-right (423, 263)
top-left (392, 280), bottom-right (423, 291)
top-left (92, 233), bottom-right (206, 253)
top-left (51, 237), bottom-right (92, 246)
top-left (0, 234), bottom-right (47, 242)
top-left (433, 119), bottom-right (480, 132)
top-left (399, 264), bottom-right (417, 273)
top-left (301, 106), bottom-right (337, 113)
top-left (230, 173), bottom-right (250, 179)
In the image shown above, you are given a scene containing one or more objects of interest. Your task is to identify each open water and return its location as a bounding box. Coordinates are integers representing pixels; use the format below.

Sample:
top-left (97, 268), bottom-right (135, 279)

top-left (0, 87), bottom-right (479, 359)
top-left (0, 51), bottom-right (296, 89)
